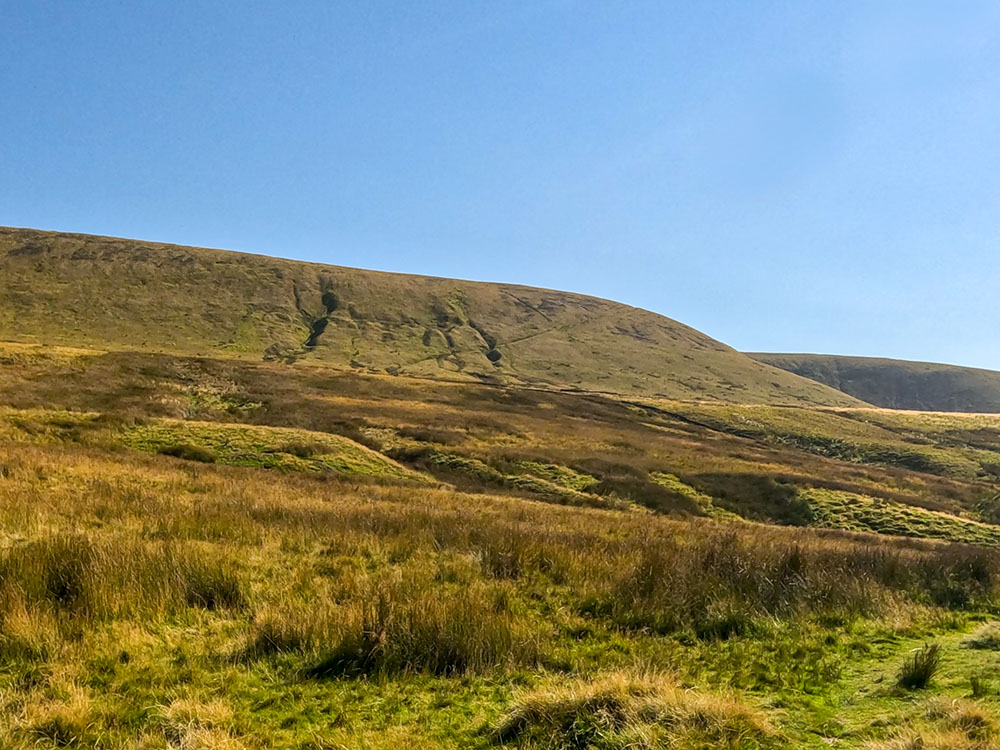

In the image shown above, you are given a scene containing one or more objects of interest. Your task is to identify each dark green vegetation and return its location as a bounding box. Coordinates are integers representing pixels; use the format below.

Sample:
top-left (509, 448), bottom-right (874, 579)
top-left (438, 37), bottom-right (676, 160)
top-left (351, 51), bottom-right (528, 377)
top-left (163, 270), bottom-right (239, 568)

top-left (754, 352), bottom-right (1000, 413)
top-left (897, 644), bottom-right (942, 690)
top-left (7, 229), bottom-right (1000, 747)
top-left (0, 227), bottom-right (863, 405)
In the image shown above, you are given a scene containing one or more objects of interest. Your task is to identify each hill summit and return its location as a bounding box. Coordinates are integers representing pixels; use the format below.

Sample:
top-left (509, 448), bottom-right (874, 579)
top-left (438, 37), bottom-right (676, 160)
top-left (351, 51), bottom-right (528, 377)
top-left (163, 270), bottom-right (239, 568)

top-left (0, 227), bottom-right (861, 406)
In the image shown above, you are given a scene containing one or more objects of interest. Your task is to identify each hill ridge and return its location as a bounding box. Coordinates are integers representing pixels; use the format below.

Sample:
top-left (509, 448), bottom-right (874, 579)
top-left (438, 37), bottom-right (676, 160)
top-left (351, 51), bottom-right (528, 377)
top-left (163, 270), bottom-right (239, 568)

top-left (752, 352), bottom-right (1000, 412)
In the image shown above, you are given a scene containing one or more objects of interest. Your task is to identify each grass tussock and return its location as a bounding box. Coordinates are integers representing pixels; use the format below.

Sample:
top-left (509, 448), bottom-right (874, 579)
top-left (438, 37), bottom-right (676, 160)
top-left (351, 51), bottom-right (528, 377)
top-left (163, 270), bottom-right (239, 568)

top-left (158, 442), bottom-right (218, 463)
top-left (156, 698), bottom-right (246, 749)
top-left (22, 687), bottom-right (98, 748)
top-left (868, 698), bottom-right (999, 749)
top-left (580, 531), bottom-right (998, 638)
top-left (897, 643), bottom-right (942, 690)
top-left (0, 534), bottom-right (246, 621)
top-left (965, 622), bottom-right (1000, 650)
top-left (237, 567), bottom-right (542, 679)
top-left (493, 672), bottom-right (780, 749)
top-left (305, 575), bottom-right (541, 677)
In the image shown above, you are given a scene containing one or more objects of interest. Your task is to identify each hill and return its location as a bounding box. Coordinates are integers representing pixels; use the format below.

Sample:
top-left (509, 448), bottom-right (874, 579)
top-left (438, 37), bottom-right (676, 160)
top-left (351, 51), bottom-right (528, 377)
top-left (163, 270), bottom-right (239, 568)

top-left (10, 227), bottom-right (1000, 748)
top-left (0, 226), bottom-right (863, 406)
top-left (752, 352), bottom-right (1000, 412)
top-left (6, 228), bottom-right (1000, 746)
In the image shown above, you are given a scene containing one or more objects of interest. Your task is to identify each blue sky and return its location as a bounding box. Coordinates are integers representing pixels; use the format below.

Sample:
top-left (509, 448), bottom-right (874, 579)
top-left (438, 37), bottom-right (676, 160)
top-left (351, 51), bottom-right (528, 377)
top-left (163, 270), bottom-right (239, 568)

top-left (3, 1), bottom-right (999, 368)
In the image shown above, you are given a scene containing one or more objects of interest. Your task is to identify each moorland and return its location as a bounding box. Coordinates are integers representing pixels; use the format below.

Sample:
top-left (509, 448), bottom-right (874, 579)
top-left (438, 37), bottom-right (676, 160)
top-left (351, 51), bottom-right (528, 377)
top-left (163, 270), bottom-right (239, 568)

top-left (3, 229), bottom-right (1000, 748)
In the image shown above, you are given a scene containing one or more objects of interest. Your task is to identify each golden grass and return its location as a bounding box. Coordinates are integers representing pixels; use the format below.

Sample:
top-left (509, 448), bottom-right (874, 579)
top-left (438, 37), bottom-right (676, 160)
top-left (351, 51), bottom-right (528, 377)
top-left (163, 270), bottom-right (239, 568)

top-left (0, 437), bottom-right (995, 661)
top-left (494, 672), bottom-right (780, 749)
top-left (0, 227), bottom-right (864, 405)
top-left (0, 344), bottom-right (995, 530)
top-left (868, 698), bottom-right (1000, 749)
top-left (2, 343), bottom-right (1000, 745)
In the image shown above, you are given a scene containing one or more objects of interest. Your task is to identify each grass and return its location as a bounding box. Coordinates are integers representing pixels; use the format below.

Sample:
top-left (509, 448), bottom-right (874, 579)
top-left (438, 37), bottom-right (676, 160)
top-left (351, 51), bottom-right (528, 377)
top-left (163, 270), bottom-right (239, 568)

top-left (304, 576), bottom-right (542, 678)
top-left (650, 472), bottom-right (741, 519)
top-left (804, 488), bottom-right (1000, 548)
top-left (158, 442), bottom-right (218, 462)
top-left (119, 418), bottom-right (431, 481)
top-left (394, 448), bottom-right (605, 506)
top-left (3, 339), bottom-right (1000, 745)
top-left (753, 352), bottom-right (1000, 413)
top-left (0, 343), bottom-right (993, 507)
top-left (493, 672), bottom-right (780, 749)
top-left (10, 232), bottom-right (1000, 747)
top-left (658, 400), bottom-right (992, 482)
top-left (865, 697), bottom-right (1000, 749)
top-left (897, 644), bottom-right (942, 689)
top-left (0, 430), bottom-right (999, 746)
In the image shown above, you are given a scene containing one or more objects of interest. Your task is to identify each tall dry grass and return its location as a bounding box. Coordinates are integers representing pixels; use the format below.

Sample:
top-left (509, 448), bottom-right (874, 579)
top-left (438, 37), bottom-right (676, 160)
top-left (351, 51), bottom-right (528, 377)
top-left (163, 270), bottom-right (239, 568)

top-left (0, 440), bottom-right (996, 672)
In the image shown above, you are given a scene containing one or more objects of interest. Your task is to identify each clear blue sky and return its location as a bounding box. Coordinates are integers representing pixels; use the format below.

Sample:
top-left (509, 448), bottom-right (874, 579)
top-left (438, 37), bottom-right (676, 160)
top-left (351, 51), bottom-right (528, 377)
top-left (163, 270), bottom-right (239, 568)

top-left (4, 1), bottom-right (999, 368)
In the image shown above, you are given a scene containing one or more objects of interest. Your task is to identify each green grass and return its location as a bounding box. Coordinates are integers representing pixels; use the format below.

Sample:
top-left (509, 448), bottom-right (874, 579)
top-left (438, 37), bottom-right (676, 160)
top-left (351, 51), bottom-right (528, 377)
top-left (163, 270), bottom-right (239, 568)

top-left (395, 449), bottom-right (611, 507)
top-left (804, 488), bottom-right (1000, 548)
top-left (659, 401), bottom-right (996, 481)
top-left (118, 419), bottom-right (430, 481)
top-left (3, 337), bottom-right (1000, 745)
top-left (650, 472), bottom-right (741, 520)
top-left (2, 344), bottom-right (1000, 527)
top-left (8, 231), bottom-right (1000, 748)
top-left (507, 460), bottom-right (599, 491)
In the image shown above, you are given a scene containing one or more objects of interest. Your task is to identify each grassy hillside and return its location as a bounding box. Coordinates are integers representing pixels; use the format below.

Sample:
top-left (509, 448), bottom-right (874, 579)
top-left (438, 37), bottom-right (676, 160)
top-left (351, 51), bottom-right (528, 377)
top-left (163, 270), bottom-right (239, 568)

top-left (4, 339), bottom-right (1000, 745)
top-left (0, 227), bottom-right (863, 406)
top-left (4, 345), bottom-right (1000, 747)
top-left (753, 352), bottom-right (1000, 412)
top-left (10, 228), bottom-right (1000, 748)
top-left (2, 341), bottom-right (1000, 545)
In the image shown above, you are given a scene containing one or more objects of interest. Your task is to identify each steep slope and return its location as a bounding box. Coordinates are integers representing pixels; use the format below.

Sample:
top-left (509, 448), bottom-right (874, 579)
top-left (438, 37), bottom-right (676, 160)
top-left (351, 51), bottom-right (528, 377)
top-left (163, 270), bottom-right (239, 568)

top-left (752, 352), bottom-right (1000, 412)
top-left (0, 227), bottom-right (863, 405)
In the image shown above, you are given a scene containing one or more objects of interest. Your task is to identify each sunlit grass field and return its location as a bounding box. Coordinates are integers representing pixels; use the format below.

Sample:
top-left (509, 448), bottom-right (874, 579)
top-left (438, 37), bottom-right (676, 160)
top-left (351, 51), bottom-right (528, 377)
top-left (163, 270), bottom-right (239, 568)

top-left (5, 343), bottom-right (1000, 747)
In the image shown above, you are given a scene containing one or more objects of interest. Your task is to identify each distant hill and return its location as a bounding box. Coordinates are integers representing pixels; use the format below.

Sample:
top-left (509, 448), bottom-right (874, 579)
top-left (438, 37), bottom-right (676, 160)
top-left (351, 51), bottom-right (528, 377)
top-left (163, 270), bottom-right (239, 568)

top-left (0, 227), bottom-right (863, 406)
top-left (751, 353), bottom-right (1000, 412)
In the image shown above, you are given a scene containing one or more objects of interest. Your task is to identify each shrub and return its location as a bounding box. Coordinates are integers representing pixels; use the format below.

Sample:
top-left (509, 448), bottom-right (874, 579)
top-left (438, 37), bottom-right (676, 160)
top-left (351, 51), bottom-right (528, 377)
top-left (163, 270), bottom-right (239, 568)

top-left (897, 643), bottom-right (941, 690)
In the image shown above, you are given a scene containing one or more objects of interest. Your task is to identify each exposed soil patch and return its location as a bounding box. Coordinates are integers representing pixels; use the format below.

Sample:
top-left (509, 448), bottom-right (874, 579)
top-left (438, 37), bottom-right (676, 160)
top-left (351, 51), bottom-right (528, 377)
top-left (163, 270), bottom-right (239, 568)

top-left (8, 243), bottom-right (46, 257)
top-left (304, 317), bottom-right (329, 348)
top-left (321, 291), bottom-right (339, 313)
top-left (468, 320), bottom-right (497, 349)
